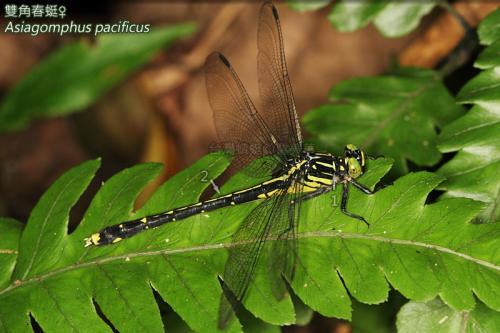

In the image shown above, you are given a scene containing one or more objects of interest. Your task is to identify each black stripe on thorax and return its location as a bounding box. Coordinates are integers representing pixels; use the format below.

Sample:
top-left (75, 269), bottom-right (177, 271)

top-left (311, 161), bottom-right (335, 175)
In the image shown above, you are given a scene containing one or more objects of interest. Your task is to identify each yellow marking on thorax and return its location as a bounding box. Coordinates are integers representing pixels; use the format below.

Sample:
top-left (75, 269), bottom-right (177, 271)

top-left (316, 161), bottom-right (331, 168)
top-left (262, 175), bottom-right (287, 185)
top-left (294, 159), bottom-right (308, 170)
top-left (257, 189), bottom-right (281, 199)
top-left (287, 184), bottom-right (317, 193)
top-left (307, 175), bottom-right (333, 186)
top-left (304, 181), bottom-right (322, 189)
top-left (229, 160), bottom-right (309, 200)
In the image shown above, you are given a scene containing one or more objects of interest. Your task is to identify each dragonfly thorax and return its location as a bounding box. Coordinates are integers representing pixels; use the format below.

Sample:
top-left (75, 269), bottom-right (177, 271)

top-left (296, 144), bottom-right (366, 181)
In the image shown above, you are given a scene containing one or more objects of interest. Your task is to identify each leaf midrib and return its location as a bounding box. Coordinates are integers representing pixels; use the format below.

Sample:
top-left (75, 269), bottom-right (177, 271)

top-left (1, 231), bottom-right (497, 299)
top-left (462, 80), bottom-right (500, 96)
top-left (439, 117), bottom-right (500, 143)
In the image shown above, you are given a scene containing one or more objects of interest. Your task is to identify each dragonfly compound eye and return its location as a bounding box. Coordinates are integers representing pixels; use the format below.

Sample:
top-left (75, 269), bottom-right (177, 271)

top-left (347, 157), bottom-right (362, 179)
top-left (345, 144), bottom-right (358, 154)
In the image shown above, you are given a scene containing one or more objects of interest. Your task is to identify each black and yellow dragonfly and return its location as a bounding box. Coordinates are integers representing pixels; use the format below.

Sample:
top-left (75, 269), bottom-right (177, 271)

top-left (85, 2), bottom-right (376, 327)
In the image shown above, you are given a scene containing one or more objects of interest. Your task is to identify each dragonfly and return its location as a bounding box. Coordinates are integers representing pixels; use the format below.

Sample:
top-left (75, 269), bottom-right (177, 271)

top-left (85, 2), bottom-right (377, 328)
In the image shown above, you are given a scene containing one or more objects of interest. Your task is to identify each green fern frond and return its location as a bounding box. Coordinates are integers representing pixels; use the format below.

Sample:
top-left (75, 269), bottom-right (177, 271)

top-left (437, 8), bottom-right (500, 222)
top-left (0, 152), bottom-right (497, 332)
top-left (303, 68), bottom-right (463, 175)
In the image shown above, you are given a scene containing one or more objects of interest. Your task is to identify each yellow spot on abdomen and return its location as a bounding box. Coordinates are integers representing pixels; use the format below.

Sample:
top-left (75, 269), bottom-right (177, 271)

top-left (91, 233), bottom-right (101, 244)
top-left (112, 237), bottom-right (123, 244)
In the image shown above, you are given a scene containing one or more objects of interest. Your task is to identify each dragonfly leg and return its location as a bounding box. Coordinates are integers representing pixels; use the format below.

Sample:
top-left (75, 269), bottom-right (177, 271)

top-left (341, 183), bottom-right (369, 226)
top-left (351, 178), bottom-right (388, 194)
top-left (300, 186), bottom-right (331, 201)
top-left (349, 179), bottom-right (374, 194)
top-left (283, 187), bottom-right (331, 232)
top-left (287, 201), bottom-right (295, 231)
top-left (366, 154), bottom-right (385, 160)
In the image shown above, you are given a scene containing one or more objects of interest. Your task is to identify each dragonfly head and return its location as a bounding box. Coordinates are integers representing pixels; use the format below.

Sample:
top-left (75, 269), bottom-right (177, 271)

top-left (344, 144), bottom-right (365, 179)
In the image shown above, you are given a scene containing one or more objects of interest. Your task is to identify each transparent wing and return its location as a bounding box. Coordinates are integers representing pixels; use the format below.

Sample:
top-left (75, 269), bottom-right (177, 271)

top-left (205, 52), bottom-right (283, 176)
top-left (258, 2), bottom-right (302, 158)
top-left (217, 178), bottom-right (299, 328)
top-left (267, 169), bottom-right (304, 299)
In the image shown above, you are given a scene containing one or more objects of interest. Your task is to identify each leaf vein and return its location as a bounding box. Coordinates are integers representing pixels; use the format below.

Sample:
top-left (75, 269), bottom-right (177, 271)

top-left (95, 264), bottom-right (150, 332)
top-left (40, 282), bottom-right (79, 331)
top-left (160, 254), bottom-right (211, 318)
top-left (1, 232), bottom-right (498, 299)
top-left (78, 171), bottom-right (148, 263)
top-left (21, 175), bottom-right (78, 280)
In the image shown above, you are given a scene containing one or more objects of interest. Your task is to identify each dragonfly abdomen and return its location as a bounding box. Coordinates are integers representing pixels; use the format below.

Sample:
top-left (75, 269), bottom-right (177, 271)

top-left (84, 178), bottom-right (286, 246)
